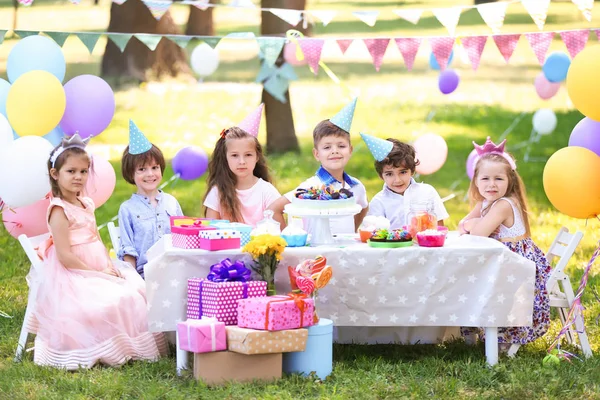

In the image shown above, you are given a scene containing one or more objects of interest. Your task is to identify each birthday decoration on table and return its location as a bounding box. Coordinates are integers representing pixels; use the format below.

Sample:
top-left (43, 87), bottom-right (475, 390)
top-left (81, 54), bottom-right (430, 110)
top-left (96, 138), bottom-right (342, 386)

top-left (288, 256), bottom-right (332, 324)
top-left (242, 234), bottom-right (287, 295)
top-left (207, 258), bottom-right (251, 283)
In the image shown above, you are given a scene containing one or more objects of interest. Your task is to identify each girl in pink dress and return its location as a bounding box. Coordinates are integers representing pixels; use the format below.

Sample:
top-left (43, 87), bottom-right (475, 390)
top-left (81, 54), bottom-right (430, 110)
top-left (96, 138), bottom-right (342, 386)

top-left (29, 134), bottom-right (166, 370)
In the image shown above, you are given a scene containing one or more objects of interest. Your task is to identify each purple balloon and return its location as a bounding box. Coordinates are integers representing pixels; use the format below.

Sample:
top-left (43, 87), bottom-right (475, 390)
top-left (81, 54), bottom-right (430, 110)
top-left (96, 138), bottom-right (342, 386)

top-left (438, 69), bottom-right (460, 95)
top-left (569, 117), bottom-right (600, 157)
top-left (59, 75), bottom-right (115, 139)
top-left (466, 149), bottom-right (477, 179)
top-left (172, 146), bottom-right (209, 180)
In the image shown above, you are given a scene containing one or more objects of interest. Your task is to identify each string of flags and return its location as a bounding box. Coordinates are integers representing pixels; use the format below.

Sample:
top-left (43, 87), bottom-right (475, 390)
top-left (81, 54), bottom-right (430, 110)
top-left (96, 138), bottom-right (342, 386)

top-left (15, 0), bottom-right (595, 32)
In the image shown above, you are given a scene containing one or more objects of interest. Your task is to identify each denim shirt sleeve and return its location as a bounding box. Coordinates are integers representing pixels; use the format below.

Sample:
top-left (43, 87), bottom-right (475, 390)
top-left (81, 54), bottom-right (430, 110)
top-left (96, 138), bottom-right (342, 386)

top-left (117, 203), bottom-right (139, 260)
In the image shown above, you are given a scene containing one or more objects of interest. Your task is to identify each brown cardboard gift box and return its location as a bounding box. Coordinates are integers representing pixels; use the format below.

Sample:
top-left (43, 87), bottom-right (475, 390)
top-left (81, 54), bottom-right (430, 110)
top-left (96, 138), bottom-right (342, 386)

top-left (193, 351), bottom-right (282, 385)
top-left (226, 326), bottom-right (308, 355)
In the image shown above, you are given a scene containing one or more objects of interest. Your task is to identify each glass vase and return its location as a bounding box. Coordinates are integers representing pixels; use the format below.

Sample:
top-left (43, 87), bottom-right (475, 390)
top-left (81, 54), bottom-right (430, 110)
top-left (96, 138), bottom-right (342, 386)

top-left (267, 280), bottom-right (276, 296)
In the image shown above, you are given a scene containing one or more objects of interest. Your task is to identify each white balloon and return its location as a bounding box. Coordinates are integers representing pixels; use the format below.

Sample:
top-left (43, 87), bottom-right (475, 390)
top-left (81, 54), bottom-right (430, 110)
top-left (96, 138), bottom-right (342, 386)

top-left (0, 136), bottom-right (53, 208)
top-left (0, 114), bottom-right (13, 149)
top-left (413, 133), bottom-right (448, 175)
top-left (532, 108), bottom-right (557, 135)
top-left (190, 43), bottom-right (220, 77)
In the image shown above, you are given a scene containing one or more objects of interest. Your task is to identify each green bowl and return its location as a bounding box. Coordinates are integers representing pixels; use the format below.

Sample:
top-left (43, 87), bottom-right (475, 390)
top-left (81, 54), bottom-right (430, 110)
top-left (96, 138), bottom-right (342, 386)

top-left (367, 240), bottom-right (413, 248)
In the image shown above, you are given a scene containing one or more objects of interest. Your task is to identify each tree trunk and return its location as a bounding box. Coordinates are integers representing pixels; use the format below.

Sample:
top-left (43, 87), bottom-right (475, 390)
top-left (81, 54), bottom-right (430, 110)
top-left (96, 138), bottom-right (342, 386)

top-left (185, 0), bottom-right (216, 36)
top-left (474, 0), bottom-right (497, 4)
top-left (101, 0), bottom-right (191, 84)
top-left (260, 0), bottom-right (308, 154)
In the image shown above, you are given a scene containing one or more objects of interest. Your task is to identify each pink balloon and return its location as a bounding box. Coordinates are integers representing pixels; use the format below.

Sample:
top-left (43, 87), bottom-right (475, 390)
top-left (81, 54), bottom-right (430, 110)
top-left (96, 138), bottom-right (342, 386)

top-left (283, 42), bottom-right (307, 67)
top-left (466, 149), bottom-right (478, 179)
top-left (534, 72), bottom-right (560, 100)
top-left (413, 134), bottom-right (448, 175)
top-left (2, 196), bottom-right (50, 239)
top-left (86, 155), bottom-right (116, 208)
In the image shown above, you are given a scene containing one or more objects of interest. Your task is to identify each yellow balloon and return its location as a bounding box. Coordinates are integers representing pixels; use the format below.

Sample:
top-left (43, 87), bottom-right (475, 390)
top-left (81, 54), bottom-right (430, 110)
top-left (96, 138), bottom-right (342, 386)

top-left (543, 146), bottom-right (600, 219)
top-left (566, 45), bottom-right (600, 121)
top-left (6, 70), bottom-right (66, 137)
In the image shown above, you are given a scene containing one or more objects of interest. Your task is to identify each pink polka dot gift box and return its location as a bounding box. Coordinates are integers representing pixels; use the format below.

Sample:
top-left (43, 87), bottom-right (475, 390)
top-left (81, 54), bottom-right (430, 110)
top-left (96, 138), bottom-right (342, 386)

top-left (237, 295), bottom-right (315, 331)
top-left (199, 229), bottom-right (241, 251)
top-left (171, 224), bottom-right (217, 249)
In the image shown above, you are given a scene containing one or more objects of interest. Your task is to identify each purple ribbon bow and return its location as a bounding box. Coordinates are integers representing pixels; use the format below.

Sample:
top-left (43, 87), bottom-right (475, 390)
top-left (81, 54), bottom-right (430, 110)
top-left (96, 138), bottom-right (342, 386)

top-left (207, 258), bottom-right (251, 283)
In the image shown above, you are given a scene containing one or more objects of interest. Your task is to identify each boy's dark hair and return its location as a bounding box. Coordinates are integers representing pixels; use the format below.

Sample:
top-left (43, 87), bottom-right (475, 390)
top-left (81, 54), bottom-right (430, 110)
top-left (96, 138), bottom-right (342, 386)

top-left (313, 120), bottom-right (351, 147)
top-left (121, 144), bottom-right (166, 185)
top-left (374, 138), bottom-right (420, 176)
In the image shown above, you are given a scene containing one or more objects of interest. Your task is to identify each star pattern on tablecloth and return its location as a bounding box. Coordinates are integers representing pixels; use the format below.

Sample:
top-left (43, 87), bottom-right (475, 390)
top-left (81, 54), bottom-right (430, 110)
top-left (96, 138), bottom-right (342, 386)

top-left (497, 253), bottom-right (506, 263)
top-left (369, 314), bottom-right (379, 323)
top-left (468, 274), bottom-right (477, 283)
top-left (516, 294), bottom-right (525, 304)
top-left (418, 295), bottom-right (427, 304)
top-left (507, 274), bottom-right (516, 283)
top-left (457, 256), bottom-right (466, 265)
top-left (478, 295), bottom-right (486, 304)
top-left (438, 294), bottom-right (447, 303)
top-left (408, 275), bottom-right (417, 284)
top-left (398, 295), bottom-right (407, 304)
top-left (429, 313), bottom-right (438, 322)
top-left (409, 314), bottom-right (418, 323)
top-left (339, 258), bottom-right (348, 267)
top-left (170, 279), bottom-right (180, 288)
top-left (469, 314), bottom-right (477, 323)
top-left (330, 277), bottom-right (337, 286)
top-left (329, 313), bottom-right (338, 323)
top-left (389, 314), bottom-right (398, 323)
top-left (163, 299), bottom-right (171, 308)
top-left (368, 277), bottom-right (378, 285)
top-left (437, 256), bottom-right (446, 265)
top-left (378, 258), bottom-right (386, 266)
top-left (478, 255), bottom-right (487, 264)
top-left (349, 313), bottom-right (358, 323)
top-left (448, 275), bottom-right (457, 283)
top-left (378, 295), bottom-right (387, 304)
top-left (348, 277), bottom-right (357, 286)
top-left (359, 296), bottom-right (368, 304)
top-left (358, 258), bottom-right (367, 266)
top-left (507, 314), bottom-right (515, 323)
top-left (398, 257), bottom-right (408, 265)
top-left (428, 275), bottom-right (437, 284)
top-left (388, 276), bottom-right (397, 285)
top-left (319, 294), bottom-right (329, 303)
top-left (150, 281), bottom-right (160, 290)
top-left (487, 275), bottom-right (496, 283)
top-left (449, 314), bottom-right (458, 322)
top-left (339, 294), bottom-right (347, 304)
top-left (487, 315), bottom-right (496, 324)
top-left (458, 294), bottom-right (467, 303)
top-left (497, 294), bottom-right (505, 304)
top-left (418, 256), bottom-right (427, 265)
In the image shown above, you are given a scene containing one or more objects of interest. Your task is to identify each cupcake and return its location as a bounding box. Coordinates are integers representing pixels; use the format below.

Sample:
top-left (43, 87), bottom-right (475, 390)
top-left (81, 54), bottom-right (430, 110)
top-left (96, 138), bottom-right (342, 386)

top-left (281, 225), bottom-right (308, 247)
top-left (358, 216), bottom-right (390, 242)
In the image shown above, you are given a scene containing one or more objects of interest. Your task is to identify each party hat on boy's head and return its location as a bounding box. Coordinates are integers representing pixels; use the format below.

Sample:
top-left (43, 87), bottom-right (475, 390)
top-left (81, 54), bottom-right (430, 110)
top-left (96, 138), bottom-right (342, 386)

top-left (360, 132), bottom-right (393, 161)
top-left (237, 103), bottom-right (264, 137)
top-left (330, 97), bottom-right (357, 133)
top-left (128, 119), bottom-right (152, 155)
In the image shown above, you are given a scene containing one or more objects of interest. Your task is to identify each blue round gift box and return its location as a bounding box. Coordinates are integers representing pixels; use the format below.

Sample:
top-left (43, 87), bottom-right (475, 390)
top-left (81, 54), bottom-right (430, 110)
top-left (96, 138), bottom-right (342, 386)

top-left (282, 318), bottom-right (333, 380)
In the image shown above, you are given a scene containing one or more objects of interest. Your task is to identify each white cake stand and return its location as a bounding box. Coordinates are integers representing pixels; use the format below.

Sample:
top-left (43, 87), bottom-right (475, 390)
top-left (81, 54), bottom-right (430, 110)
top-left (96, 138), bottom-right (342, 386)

top-left (284, 204), bottom-right (362, 246)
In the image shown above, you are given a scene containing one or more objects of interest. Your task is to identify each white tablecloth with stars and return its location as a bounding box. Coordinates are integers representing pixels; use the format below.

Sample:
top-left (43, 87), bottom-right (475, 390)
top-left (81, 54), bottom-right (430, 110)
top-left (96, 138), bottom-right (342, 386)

top-left (144, 232), bottom-right (536, 334)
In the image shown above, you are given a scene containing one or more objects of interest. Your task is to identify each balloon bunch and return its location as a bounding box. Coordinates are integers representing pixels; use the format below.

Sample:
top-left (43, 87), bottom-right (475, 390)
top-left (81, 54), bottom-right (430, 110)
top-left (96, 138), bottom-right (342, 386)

top-left (0, 35), bottom-right (117, 238)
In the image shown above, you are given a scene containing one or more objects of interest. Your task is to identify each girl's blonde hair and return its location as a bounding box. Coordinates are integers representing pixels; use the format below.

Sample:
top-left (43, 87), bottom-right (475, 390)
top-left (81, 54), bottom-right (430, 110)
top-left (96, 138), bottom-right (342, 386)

top-left (202, 127), bottom-right (272, 222)
top-left (468, 153), bottom-right (531, 236)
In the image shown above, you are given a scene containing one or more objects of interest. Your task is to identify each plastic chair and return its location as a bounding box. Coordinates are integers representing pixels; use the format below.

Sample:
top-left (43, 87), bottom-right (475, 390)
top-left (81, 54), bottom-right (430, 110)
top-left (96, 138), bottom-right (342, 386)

top-left (14, 232), bottom-right (50, 362)
top-left (508, 227), bottom-right (591, 358)
top-left (107, 221), bottom-right (121, 253)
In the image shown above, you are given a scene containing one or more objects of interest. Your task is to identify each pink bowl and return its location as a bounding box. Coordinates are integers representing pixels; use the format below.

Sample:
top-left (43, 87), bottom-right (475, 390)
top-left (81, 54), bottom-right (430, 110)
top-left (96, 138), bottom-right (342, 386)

top-left (416, 226), bottom-right (447, 247)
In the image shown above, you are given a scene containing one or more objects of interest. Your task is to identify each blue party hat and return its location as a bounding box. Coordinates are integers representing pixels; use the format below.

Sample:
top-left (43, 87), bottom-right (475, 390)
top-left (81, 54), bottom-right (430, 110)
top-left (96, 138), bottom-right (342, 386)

top-left (360, 132), bottom-right (393, 161)
top-left (329, 97), bottom-right (357, 133)
top-left (128, 120), bottom-right (152, 155)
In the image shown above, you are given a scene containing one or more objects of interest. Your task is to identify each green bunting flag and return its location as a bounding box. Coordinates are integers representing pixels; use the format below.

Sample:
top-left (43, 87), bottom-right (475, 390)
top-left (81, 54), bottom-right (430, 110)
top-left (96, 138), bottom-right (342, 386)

top-left (76, 32), bottom-right (101, 54)
top-left (46, 31), bottom-right (70, 47)
top-left (108, 33), bottom-right (132, 52)
top-left (135, 34), bottom-right (163, 51)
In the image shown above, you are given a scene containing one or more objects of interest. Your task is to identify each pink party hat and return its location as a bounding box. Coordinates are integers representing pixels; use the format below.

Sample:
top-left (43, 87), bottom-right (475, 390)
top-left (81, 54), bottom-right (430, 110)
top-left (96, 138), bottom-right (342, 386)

top-left (237, 103), bottom-right (264, 137)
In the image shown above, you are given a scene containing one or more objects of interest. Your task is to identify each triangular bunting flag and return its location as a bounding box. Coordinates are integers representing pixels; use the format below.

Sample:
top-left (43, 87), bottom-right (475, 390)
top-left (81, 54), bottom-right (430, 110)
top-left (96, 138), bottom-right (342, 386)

top-left (166, 34), bottom-right (192, 49)
top-left (432, 7), bottom-right (462, 36)
top-left (278, 63), bottom-right (298, 81)
top-left (270, 9), bottom-right (303, 27)
top-left (337, 39), bottom-right (353, 55)
top-left (135, 34), bottom-right (163, 51)
top-left (352, 11), bottom-right (379, 27)
top-left (229, 0), bottom-right (254, 8)
top-left (525, 32), bottom-right (554, 65)
top-left (429, 36), bottom-right (455, 70)
top-left (76, 32), bottom-right (101, 54)
top-left (142, 0), bottom-right (171, 20)
top-left (393, 9), bottom-right (422, 25)
top-left (394, 38), bottom-right (421, 71)
top-left (310, 10), bottom-right (337, 26)
top-left (360, 132), bottom-right (393, 161)
top-left (181, 0), bottom-right (208, 9)
top-left (257, 37), bottom-right (285, 68)
top-left (264, 75), bottom-right (289, 103)
top-left (298, 38), bottom-right (325, 75)
top-left (108, 33), bottom-right (133, 52)
top-left (225, 32), bottom-right (255, 39)
top-left (112, 0), bottom-right (127, 4)
top-left (45, 31), bottom-right (70, 47)
top-left (560, 30), bottom-right (589, 59)
top-left (571, 0), bottom-right (593, 22)
top-left (521, 0), bottom-right (551, 30)
top-left (461, 35), bottom-right (487, 71)
top-left (596, 29), bottom-right (600, 41)
top-left (17, 0), bottom-right (33, 5)
top-left (203, 37), bottom-right (221, 49)
top-left (477, 1), bottom-right (508, 33)
top-left (363, 38), bottom-right (390, 72)
top-left (70, 0), bottom-right (81, 4)
top-left (492, 34), bottom-right (521, 63)
top-left (0, 30), bottom-right (7, 45)
top-left (14, 30), bottom-right (39, 39)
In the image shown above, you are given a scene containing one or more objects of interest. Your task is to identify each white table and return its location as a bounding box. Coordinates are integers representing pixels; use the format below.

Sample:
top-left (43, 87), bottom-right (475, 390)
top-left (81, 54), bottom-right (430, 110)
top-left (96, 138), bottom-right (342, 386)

top-left (145, 232), bottom-right (536, 370)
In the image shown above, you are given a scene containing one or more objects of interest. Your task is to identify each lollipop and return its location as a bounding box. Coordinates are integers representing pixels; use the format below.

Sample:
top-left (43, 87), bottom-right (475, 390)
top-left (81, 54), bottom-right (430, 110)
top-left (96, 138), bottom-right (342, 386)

top-left (312, 265), bottom-right (333, 289)
top-left (296, 275), bottom-right (316, 295)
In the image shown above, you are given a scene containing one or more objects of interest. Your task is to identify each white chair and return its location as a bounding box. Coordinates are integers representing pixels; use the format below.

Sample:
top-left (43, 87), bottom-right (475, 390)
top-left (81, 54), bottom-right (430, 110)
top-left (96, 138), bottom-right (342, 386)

top-left (107, 221), bottom-right (121, 254)
top-left (508, 227), bottom-right (592, 358)
top-left (14, 232), bottom-right (50, 362)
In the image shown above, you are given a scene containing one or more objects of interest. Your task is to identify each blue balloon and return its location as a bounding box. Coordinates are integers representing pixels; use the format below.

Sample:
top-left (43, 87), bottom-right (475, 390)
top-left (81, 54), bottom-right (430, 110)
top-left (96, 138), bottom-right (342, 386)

top-left (7, 35), bottom-right (66, 83)
top-left (429, 50), bottom-right (454, 70)
top-left (542, 52), bottom-right (571, 83)
top-left (43, 126), bottom-right (66, 146)
top-left (12, 129), bottom-right (19, 140)
top-left (0, 78), bottom-right (10, 117)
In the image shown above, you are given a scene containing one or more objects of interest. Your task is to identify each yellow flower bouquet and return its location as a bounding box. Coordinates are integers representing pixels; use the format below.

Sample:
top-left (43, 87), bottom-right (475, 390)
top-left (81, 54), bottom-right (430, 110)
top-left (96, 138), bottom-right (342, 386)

top-left (242, 234), bottom-right (287, 295)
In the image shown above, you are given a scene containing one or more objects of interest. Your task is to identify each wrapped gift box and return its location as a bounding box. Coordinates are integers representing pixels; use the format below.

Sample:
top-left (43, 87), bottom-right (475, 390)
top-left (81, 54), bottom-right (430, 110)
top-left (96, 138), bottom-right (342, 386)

top-left (212, 222), bottom-right (253, 246)
top-left (171, 225), bottom-right (216, 249)
top-left (237, 295), bottom-right (315, 331)
top-left (170, 216), bottom-right (229, 227)
top-left (176, 318), bottom-right (226, 353)
top-left (199, 229), bottom-right (241, 251)
top-left (194, 351), bottom-right (281, 385)
top-left (226, 326), bottom-right (308, 355)
top-left (187, 279), bottom-right (267, 324)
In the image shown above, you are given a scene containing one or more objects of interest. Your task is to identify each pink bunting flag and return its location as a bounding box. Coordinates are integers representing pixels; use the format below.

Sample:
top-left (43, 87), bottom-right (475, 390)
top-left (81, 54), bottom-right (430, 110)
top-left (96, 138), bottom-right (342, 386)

top-left (560, 30), bottom-right (589, 59)
top-left (492, 34), bottom-right (521, 63)
top-left (461, 36), bottom-right (488, 71)
top-left (298, 38), bottom-right (325, 75)
top-left (238, 103), bottom-right (264, 137)
top-left (337, 39), bottom-right (353, 55)
top-left (363, 38), bottom-right (390, 72)
top-left (429, 36), bottom-right (455, 71)
top-left (394, 38), bottom-right (421, 71)
top-left (525, 32), bottom-right (555, 65)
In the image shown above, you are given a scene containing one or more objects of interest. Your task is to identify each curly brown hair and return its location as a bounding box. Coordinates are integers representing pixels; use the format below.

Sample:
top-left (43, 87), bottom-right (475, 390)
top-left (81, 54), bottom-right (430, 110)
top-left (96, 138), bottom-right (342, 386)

top-left (202, 127), bottom-right (272, 222)
top-left (313, 120), bottom-right (351, 148)
top-left (374, 138), bottom-right (420, 176)
top-left (121, 145), bottom-right (166, 185)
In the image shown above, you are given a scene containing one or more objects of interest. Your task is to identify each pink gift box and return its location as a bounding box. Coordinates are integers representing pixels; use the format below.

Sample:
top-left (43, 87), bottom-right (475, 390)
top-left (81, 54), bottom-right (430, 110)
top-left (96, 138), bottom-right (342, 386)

top-left (172, 225), bottom-right (217, 249)
top-left (187, 279), bottom-right (267, 325)
top-left (177, 318), bottom-right (227, 353)
top-left (237, 295), bottom-right (315, 331)
top-left (199, 230), bottom-right (241, 251)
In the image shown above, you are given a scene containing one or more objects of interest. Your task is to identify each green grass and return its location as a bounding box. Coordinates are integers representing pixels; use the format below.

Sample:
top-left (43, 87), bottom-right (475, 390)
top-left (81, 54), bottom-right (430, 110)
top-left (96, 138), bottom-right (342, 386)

top-left (2, 0), bottom-right (600, 398)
